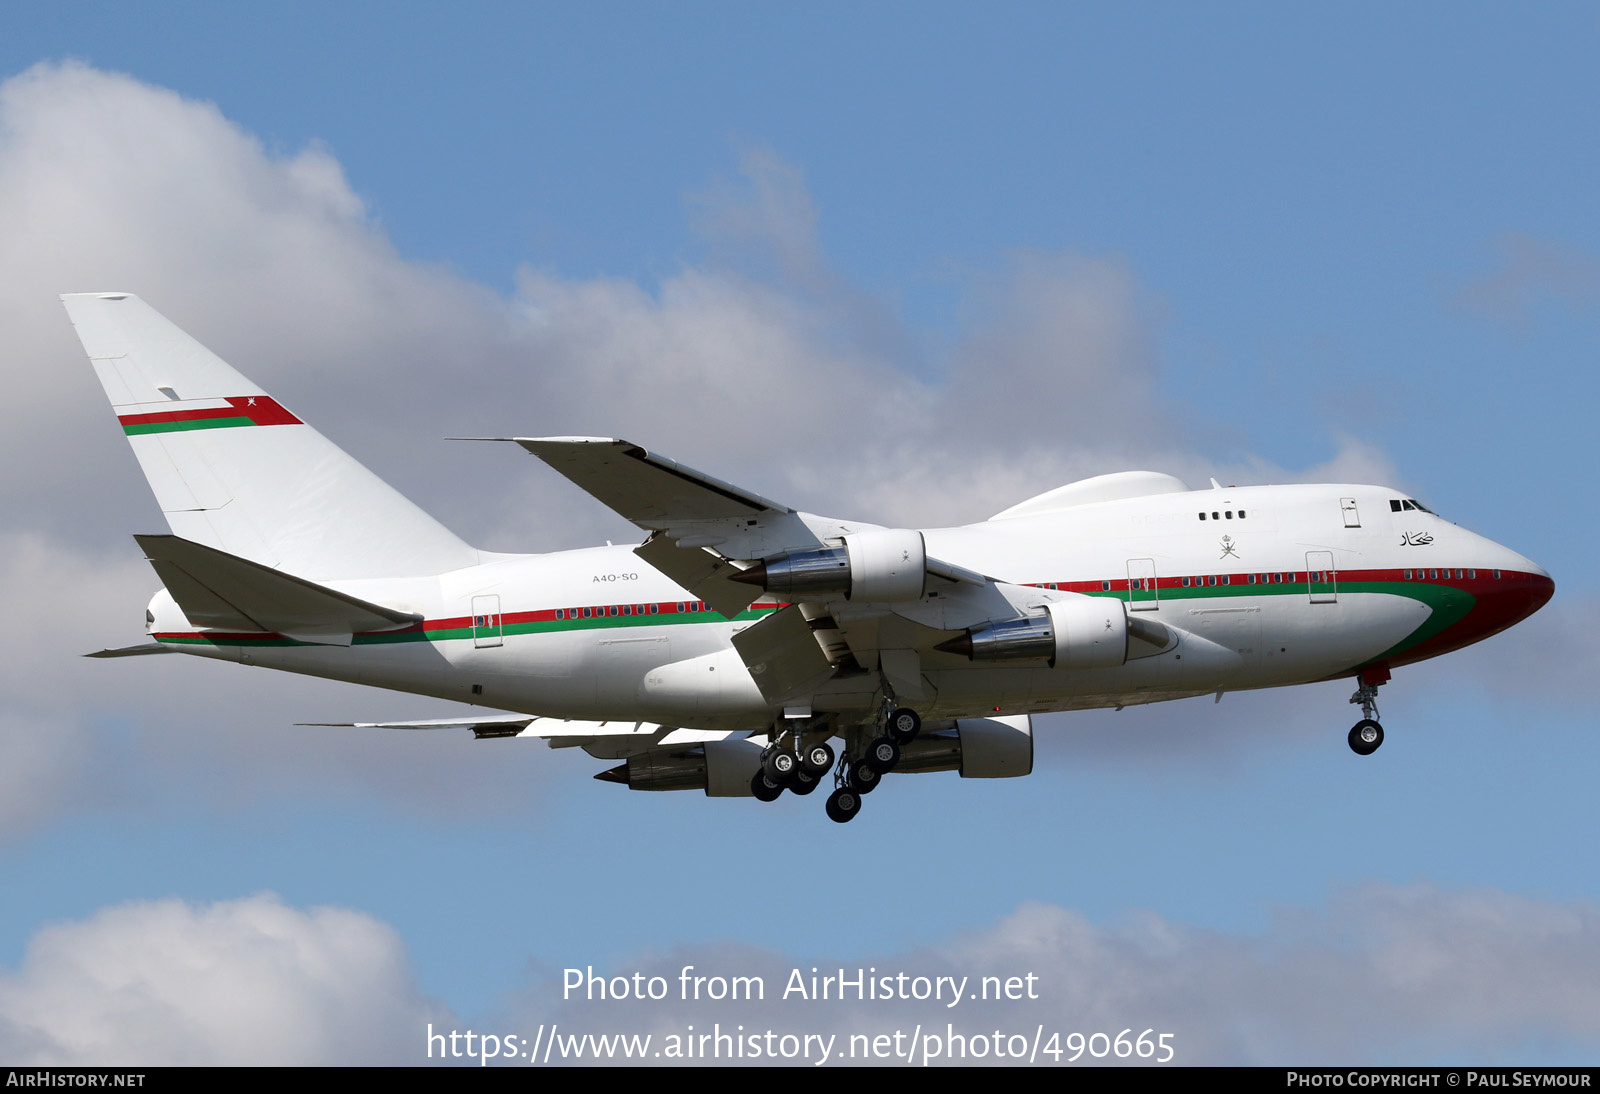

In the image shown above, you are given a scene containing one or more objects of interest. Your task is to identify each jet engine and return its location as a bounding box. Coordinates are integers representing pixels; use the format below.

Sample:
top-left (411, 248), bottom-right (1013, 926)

top-left (895, 715), bottom-right (1033, 778)
top-left (598, 738), bottom-right (766, 796)
top-left (731, 528), bottom-right (927, 602)
top-left (936, 597), bottom-right (1147, 670)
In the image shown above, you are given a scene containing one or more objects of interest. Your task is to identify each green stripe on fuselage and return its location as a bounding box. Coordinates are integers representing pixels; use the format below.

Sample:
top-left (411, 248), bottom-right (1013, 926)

top-left (156, 584), bottom-right (1469, 663)
top-left (1087, 580), bottom-right (1473, 662)
top-left (159, 603), bottom-right (782, 649)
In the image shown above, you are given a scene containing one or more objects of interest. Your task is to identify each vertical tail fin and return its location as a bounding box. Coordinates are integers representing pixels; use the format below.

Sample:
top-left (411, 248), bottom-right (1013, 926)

top-left (63, 293), bottom-right (480, 579)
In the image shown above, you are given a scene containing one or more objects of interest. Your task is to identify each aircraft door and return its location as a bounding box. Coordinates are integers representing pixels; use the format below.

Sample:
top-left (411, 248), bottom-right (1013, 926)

top-left (1306, 551), bottom-right (1337, 604)
top-left (1340, 497), bottom-right (1360, 528)
top-left (472, 594), bottom-right (503, 648)
top-left (1126, 558), bottom-right (1159, 611)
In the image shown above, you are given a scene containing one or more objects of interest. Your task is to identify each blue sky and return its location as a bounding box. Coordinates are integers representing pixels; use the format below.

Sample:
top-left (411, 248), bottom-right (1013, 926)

top-left (1, 4), bottom-right (1596, 1065)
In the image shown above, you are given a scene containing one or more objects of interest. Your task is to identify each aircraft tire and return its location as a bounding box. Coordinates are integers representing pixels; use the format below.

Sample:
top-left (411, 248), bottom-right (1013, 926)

top-left (888, 707), bottom-right (921, 744)
top-left (825, 787), bottom-right (862, 823)
top-left (802, 742), bottom-right (835, 776)
top-left (764, 749), bottom-right (797, 781)
top-left (847, 759), bottom-right (881, 794)
top-left (1348, 719), bottom-right (1384, 756)
top-left (790, 769), bottom-right (823, 796)
top-left (866, 736), bottom-right (900, 774)
top-left (750, 771), bottom-right (785, 802)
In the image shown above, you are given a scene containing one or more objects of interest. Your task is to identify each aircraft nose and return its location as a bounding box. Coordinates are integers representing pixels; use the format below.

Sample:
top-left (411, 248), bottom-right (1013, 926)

top-left (1470, 564), bottom-right (1554, 642)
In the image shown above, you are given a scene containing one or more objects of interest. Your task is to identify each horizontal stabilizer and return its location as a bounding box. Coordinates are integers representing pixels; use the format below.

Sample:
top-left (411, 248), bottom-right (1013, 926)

top-left (138, 534), bottom-right (421, 636)
top-left (84, 642), bottom-right (174, 658)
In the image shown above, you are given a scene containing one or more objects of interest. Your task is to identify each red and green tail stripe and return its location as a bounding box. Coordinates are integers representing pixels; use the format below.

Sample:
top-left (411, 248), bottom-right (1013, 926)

top-left (119, 396), bottom-right (302, 435)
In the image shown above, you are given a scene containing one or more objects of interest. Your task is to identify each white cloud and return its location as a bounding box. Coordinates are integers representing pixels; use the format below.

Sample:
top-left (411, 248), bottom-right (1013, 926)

top-left (1, 884), bottom-right (1591, 1065)
top-left (0, 893), bottom-right (448, 1065)
top-left (506, 883), bottom-right (1600, 1065)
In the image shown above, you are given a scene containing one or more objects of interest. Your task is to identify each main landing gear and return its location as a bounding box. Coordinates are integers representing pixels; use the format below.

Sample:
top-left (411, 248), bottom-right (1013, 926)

top-left (752, 705), bottom-right (921, 823)
top-left (1347, 667), bottom-right (1388, 756)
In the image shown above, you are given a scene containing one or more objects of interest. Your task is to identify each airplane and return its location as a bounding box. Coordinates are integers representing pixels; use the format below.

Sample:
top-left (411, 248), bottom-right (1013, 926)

top-left (64, 293), bottom-right (1555, 823)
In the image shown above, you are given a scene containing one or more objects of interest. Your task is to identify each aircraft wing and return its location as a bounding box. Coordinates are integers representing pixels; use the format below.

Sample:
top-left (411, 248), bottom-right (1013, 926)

top-left (301, 713), bottom-right (670, 747)
top-left (511, 437), bottom-right (790, 525)
top-left (500, 437), bottom-right (1058, 709)
top-left (505, 436), bottom-right (833, 616)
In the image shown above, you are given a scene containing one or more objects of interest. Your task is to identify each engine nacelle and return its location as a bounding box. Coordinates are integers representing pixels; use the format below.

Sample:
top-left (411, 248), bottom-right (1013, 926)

top-left (937, 596), bottom-right (1129, 669)
top-left (733, 528), bottom-right (927, 602)
top-left (1044, 596), bottom-right (1128, 669)
top-left (843, 527), bottom-right (926, 601)
top-left (616, 750), bottom-right (708, 792)
top-left (605, 738), bottom-right (766, 795)
top-left (704, 738), bottom-right (766, 796)
top-left (896, 715), bottom-right (1033, 778)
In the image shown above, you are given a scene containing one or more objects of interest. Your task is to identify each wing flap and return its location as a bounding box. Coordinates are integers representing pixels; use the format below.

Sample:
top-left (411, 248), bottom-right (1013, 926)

top-left (730, 604), bottom-right (837, 703)
top-left (634, 533), bottom-right (761, 617)
top-left (300, 714), bottom-right (666, 745)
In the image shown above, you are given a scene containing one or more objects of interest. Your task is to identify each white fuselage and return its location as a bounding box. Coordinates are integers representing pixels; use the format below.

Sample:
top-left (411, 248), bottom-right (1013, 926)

top-left (147, 481), bottom-right (1550, 731)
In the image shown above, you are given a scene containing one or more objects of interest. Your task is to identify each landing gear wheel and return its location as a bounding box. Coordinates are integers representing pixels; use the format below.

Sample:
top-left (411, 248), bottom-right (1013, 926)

top-left (825, 786), bottom-right (862, 823)
top-left (763, 749), bottom-right (797, 782)
top-left (866, 736), bottom-right (900, 774)
top-left (750, 771), bottom-right (784, 802)
top-left (801, 742), bottom-right (835, 776)
top-left (888, 707), bottom-right (921, 744)
top-left (1348, 719), bottom-right (1384, 756)
top-left (847, 759), bottom-right (881, 794)
top-left (790, 769), bottom-right (822, 796)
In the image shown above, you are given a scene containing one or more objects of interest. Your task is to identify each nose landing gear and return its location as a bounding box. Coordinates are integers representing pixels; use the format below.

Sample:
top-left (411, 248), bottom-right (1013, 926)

top-left (1348, 719), bottom-right (1384, 755)
top-left (1347, 667), bottom-right (1388, 755)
